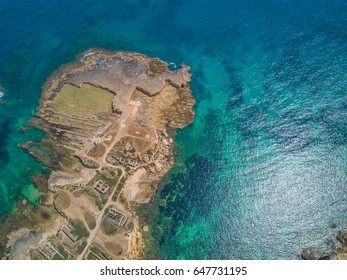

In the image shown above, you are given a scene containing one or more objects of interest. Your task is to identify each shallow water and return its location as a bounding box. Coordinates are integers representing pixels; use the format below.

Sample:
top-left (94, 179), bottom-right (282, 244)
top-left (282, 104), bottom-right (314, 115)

top-left (0, 0), bottom-right (347, 259)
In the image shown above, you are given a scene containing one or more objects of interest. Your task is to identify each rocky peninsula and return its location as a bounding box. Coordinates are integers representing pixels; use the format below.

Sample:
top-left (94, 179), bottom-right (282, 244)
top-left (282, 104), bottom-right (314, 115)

top-left (5, 49), bottom-right (195, 260)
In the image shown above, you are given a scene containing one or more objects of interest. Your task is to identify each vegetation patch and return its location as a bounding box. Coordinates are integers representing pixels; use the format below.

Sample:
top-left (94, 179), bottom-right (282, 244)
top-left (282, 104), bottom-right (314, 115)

top-left (101, 220), bottom-right (119, 236)
top-left (48, 83), bottom-right (114, 117)
top-left (57, 244), bottom-right (69, 259)
top-left (88, 143), bottom-right (106, 158)
top-left (104, 241), bottom-right (123, 256)
top-left (55, 191), bottom-right (71, 209)
top-left (90, 245), bottom-right (109, 260)
top-left (30, 250), bottom-right (46, 260)
top-left (84, 212), bottom-right (96, 230)
top-left (71, 219), bottom-right (89, 240)
top-left (51, 253), bottom-right (64, 260)
top-left (86, 252), bottom-right (99, 260)
top-left (76, 240), bottom-right (87, 254)
top-left (82, 187), bottom-right (103, 210)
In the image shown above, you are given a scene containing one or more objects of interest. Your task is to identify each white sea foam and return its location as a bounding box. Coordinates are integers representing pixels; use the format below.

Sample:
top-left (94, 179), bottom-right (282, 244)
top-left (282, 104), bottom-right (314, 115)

top-left (80, 51), bottom-right (95, 62)
top-left (169, 62), bottom-right (177, 69)
top-left (0, 91), bottom-right (4, 98)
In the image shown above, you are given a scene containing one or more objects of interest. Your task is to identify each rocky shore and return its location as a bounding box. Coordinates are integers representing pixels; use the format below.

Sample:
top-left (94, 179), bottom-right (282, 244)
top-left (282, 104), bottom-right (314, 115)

top-left (3, 49), bottom-right (195, 260)
top-left (301, 231), bottom-right (347, 260)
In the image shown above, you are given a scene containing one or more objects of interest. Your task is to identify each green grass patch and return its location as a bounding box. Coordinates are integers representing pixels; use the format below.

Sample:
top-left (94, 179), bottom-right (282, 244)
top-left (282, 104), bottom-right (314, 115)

top-left (76, 240), bottom-right (87, 254)
top-left (84, 212), bottom-right (96, 230)
top-left (103, 222), bottom-right (118, 236)
top-left (57, 245), bottom-right (69, 259)
top-left (48, 83), bottom-right (114, 117)
top-left (104, 171), bottom-right (121, 188)
top-left (86, 252), bottom-right (99, 260)
top-left (90, 246), bottom-right (109, 260)
top-left (51, 253), bottom-right (64, 260)
top-left (82, 187), bottom-right (103, 210)
top-left (112, 177), bottom-right (126, 201)
top-left (71, 220), bottom-right (89, 240)
top-left (119, 192), bottom-right (126, 204)
top-left (30, 250), bottom-right (46, 260)
top-left (88, 144), bottom-right (106, 158)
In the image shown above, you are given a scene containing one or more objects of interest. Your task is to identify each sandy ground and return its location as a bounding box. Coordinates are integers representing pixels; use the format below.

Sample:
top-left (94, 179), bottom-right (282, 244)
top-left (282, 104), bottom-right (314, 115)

top-left (126, 216), bottom-right (144, 260)
top-left (123, 168), bottom-right (147, 202)
top-left (57, 190), bottom-right (98, 230)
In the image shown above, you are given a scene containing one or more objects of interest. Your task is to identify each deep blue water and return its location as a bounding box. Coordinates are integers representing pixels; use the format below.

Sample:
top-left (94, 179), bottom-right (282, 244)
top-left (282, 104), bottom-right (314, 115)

top-left (1, 0), bottom-right (347, 259)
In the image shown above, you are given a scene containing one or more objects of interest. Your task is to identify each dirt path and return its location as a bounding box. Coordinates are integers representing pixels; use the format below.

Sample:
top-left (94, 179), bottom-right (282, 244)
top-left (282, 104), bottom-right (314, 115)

top-left (77, 117), bottom-right (133, 259)
top-left (77, 170), bottom-right (125, 259)
top-left (101, 118), bottom-right (128, 163)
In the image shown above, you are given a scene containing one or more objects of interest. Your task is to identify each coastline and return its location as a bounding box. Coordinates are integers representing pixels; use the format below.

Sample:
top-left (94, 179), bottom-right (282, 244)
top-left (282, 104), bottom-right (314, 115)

top-left (302, 231), bottom-right (347, 260)
top-left (2, 49), bottom-right (195, 260)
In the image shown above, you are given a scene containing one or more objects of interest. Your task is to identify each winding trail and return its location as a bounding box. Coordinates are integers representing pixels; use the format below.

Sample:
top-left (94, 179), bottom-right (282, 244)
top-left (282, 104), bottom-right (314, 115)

top-left (77, 118), bottom-right (129, 259)
top-left (77, 172), bottom-right (124, 260)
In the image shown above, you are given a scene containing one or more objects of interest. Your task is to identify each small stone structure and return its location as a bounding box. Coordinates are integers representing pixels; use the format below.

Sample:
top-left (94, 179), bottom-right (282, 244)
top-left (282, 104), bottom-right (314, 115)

top-left (38, 243), bottom-right (57, 260)
top-left (94, 180), bottom-right (109, 194)
top-left (61, 224), bottom-right (77, 242)
top-left (105, 208), bottom-right (125, 227)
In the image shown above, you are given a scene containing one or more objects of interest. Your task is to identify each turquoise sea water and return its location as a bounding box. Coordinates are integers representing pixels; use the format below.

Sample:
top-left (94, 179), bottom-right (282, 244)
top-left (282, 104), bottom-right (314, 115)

top-left (1, 0), bottom-right (347, 259)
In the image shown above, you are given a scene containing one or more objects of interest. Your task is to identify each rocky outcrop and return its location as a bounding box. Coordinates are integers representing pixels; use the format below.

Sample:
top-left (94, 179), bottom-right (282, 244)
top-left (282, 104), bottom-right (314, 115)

top-left (301, 248), bottom-right (329, 260)
top-left (337, 231), bottom-right (347, 246)
top-left (302, 231), bottom-right (347, 260)
top-left (74, 155), bottom-right (100, 169)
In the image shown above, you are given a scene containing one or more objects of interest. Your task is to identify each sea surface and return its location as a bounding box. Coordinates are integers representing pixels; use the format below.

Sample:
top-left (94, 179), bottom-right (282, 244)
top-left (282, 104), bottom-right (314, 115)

top-left (1, 0), bottom-right (347, 259)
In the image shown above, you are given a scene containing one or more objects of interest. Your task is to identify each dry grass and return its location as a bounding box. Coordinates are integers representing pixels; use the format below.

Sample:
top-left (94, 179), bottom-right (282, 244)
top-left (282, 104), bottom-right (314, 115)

top-left (84, 212), bottom-right (96, 230)
top-left (132, 138), bottom-right (153, 153)
top-left (104, 241), bottom-right (123, 256)
top-left (88, 143), bottom-right (106, 158)
top-left (127, 123), bottom-right (156, 140)
top-left (55, 191), bottom-right (71, 209)
top-left (48, 83), bottom-right (114, 117)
